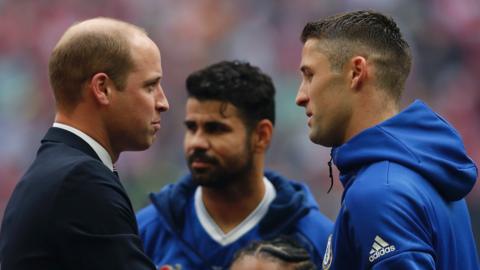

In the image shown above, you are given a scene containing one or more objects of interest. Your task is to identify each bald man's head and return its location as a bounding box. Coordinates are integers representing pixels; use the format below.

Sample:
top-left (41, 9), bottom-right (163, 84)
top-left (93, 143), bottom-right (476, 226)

top-left (48, 17), bottom-right (148, 112)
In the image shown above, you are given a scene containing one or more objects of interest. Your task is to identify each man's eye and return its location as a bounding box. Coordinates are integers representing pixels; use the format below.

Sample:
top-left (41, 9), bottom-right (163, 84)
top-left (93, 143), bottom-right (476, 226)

top-left (147, 84), bottom-right (156, 92)
top-left (205, 123), bottom-right (228, 133)
top-left (184, 122), bottom-right (197, 132)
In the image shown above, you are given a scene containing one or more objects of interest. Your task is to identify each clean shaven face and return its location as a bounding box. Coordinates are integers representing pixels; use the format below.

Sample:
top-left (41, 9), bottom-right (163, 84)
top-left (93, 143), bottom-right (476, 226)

top-left (108, 34), bottom-right (169, 153)
top-left (296, 38), bottom-right (353, 147)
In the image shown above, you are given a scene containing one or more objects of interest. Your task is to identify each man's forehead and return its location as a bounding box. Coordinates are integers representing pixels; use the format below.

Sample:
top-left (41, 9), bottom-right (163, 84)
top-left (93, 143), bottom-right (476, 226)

top-left (300, 39), bottom-right (332, 68)
top-left (301, 40), bottom-right (315, 60)
top-left (185, 98), bottom-right (240, 120)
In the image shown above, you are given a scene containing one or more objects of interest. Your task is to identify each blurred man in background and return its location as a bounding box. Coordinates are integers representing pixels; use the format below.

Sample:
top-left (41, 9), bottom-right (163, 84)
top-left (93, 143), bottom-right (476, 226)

top-left (296, 10), bottom-right (479, 269)
top-left (0, 17), bottom-right (168, 269)
top-left (137, 60), bottom-right (332, 269)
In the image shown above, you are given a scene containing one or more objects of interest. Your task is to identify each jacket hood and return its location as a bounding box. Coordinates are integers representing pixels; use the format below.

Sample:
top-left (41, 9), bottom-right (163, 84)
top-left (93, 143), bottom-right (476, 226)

top-left (149, 174), bottom-right (195, 233)
top-left (258, 171), bottom-right (317, 237)
top-left (149, 170), bottom-right (318, 235)
top-left (332, 100), bottom-right (477, 201)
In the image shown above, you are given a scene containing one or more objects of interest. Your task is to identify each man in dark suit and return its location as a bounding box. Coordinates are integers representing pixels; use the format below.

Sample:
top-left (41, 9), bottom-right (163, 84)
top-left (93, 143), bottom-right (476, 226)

top-left (0, 17), bottom-right (169, 269)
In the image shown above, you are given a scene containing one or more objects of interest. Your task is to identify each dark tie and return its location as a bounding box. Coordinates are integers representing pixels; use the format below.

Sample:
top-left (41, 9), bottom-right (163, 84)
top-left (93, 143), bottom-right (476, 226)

top-left (113, 166), bottom-right (119, 178)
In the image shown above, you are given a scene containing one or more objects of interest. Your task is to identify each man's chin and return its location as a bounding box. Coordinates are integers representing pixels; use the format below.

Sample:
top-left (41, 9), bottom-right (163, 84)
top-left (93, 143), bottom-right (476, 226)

top-left (309, 134), bottom-right (321, 145)
top-left (191, 174), bottom-right (226, 188)
top-left (191, 172), bottom-right (212, 184)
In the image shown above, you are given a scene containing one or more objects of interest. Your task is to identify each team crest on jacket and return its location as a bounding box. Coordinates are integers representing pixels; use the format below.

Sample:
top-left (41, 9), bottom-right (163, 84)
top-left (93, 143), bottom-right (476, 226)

top-left (322, 234), bottom-right (333, 269)
top-left (158, 264), bottom-right (182, 270)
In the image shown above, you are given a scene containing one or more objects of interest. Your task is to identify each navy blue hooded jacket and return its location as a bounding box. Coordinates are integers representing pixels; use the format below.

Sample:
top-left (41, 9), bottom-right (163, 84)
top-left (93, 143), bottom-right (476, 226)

top-left (322, 100), bottom-right (479, 270)
top-left (137, 171), bottom-right (333, 269)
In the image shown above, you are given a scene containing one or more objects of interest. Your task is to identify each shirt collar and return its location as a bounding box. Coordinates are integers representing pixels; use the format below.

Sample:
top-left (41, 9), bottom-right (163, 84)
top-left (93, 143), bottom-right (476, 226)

top-left (53, 123), bottom-right (114, 172)
top-left (194, 176), bottom-right (276, 246)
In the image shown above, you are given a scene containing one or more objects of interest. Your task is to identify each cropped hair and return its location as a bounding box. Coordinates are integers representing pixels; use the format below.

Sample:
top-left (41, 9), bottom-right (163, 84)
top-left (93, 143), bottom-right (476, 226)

top-left (301, 10), bottom-right (411, 101)
top-left (231, 236), bottom-right (316, 270)
top-left (186, 60), bottom-right (275, 130)
top-left (48, 18), bottom-right (145, 111)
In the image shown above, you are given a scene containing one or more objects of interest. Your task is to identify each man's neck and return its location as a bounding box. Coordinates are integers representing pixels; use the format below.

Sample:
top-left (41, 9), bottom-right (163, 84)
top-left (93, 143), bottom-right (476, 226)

top-left (55, 110), bottom-right (118, 162)
top-left (344, 92), bottom-right (399, 143)
top-left (200, 169), bottom-right (266, 234)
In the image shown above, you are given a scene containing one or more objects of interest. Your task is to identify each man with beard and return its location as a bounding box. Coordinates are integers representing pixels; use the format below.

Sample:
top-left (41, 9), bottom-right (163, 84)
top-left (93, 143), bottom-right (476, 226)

top-left (136, 60), bottom-right (333, 269)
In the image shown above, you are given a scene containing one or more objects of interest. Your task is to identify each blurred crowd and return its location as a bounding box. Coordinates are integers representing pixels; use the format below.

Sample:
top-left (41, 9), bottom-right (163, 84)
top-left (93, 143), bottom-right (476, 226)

top-left (0, 0), bottom-right (479, 254)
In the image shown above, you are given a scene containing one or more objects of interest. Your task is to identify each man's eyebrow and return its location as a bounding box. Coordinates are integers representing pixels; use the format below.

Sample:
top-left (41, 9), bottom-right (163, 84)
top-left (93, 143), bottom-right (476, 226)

top-left (184, 119), bottom-right (229, 125)
top-left (205, 120), bottom-right (228, 125)
top-left (143, 76), bottom-right (162, 87)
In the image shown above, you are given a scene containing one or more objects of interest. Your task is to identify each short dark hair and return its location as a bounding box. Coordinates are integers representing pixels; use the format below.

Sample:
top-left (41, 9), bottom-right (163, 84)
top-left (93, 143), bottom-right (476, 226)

top-left (231, 236), bottom-right (316, 270)
top-left (186, 60), bottom-right (275, 130)
top-left (301, 10), bottom-right (411, 101)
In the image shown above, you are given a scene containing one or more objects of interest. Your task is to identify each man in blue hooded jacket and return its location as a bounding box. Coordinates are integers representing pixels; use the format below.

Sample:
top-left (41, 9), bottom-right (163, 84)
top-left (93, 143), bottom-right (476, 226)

top-left (296, 10), bottom-right (479, 270)
top-left (137, 60), bottom-right (333, 269)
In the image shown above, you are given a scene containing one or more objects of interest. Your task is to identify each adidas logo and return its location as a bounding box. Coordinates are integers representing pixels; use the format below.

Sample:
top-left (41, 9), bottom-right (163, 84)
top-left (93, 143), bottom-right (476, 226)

top-left (368, 236), bottom-right (395, 262)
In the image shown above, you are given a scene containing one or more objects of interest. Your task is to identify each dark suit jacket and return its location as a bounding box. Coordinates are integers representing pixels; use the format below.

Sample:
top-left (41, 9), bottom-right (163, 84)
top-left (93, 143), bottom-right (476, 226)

top-left (0, 127), bottom-right (155, 270)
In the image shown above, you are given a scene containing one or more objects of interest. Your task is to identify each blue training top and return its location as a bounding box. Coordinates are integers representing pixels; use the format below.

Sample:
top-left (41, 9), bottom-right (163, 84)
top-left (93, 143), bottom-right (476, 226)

top-left (323, 100), bottom-right (479, 270)
top-left (137, 170), bottom-right (333, 270)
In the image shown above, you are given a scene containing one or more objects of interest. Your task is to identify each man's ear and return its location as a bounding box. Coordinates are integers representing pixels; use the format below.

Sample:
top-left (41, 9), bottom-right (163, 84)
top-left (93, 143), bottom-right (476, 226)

top-left (349, 56), bottom-right (368, 90)
top-left (89, 73), bottom-right (112, 105)
top-left (251, 119), bottom-right (273, 153)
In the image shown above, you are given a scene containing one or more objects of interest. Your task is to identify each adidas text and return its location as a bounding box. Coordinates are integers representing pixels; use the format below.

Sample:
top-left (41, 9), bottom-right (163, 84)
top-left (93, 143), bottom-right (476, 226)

top-left (369, 245), bottom-right (395, 262)
top-left (368, 236), bottom-right (396, 262)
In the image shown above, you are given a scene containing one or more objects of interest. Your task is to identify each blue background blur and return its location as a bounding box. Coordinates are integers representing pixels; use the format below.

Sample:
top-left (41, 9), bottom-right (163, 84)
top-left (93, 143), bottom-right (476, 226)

top-left (0, 0), bottom-right (479, 256)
